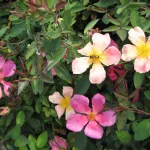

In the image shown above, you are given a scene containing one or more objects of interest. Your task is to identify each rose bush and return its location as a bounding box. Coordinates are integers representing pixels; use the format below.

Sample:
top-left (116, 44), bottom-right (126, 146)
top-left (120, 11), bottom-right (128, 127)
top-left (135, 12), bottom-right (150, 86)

top-left (0, 0), bottom-right (150, 150)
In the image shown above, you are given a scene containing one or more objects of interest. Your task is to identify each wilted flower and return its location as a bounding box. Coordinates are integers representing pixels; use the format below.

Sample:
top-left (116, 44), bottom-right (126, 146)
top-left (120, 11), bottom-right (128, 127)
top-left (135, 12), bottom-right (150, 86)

top-left (121, 27), bottom-right (150, 73)
top-left (49, 86), bottom-right (75, 120)
top-left (0, 56), bottom-right (16, 98)
top-left (108, 64), bottom-right (126, 81)
top-left (66, 94), bottom-right (116, 139)
top-left (72, 33), bottom-right (121, 84)
top-left (49, 136), bottom-right (67, 150)
top-left (0, 107), bottom-right (10, 115)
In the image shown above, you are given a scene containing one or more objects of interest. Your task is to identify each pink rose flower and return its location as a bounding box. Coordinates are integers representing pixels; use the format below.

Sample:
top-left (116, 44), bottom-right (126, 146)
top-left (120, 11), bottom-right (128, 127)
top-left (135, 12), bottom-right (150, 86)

top-left (108, 64), bottom-right (126, 81)
top-left (0, 56), bottom-right (16, 98)
top-left (121, 27), bottom-right (150, 73)
top-left (49, 136), bottom-right (67, 150)
top-left (66, 94), bottom-right (116, 139)
top-left (49, 86), bottom-right (75, 120)
top-left (72, 33), bottom-right (121, 84)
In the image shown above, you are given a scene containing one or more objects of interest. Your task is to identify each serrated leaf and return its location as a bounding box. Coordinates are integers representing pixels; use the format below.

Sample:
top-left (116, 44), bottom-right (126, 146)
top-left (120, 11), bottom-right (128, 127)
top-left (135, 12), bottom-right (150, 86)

top-left (0, 26), bottom-right (8, 38)
top-left (28, 135), bottom-right (37, 150)
top-left (18, 81), bottom-right (29, 95)
top-left (14, 135), bottom-right (28, 147)
top-left (116, 29), bottom-right (127, 41)
top-left (102, 26), bottom-right (120, 32)
top-left (16, 111), bottom-right (25, 126)
top-left (130, 11), bottom-right (141, 27)
top-left (144, 90), bottom-right (150, 99)
top-left (134, 72), bottom-right (144, 88)
top-left (64, 10), bottom-right (72, 29)
top-left (94, 0), bottom-right (116, 8)
top-left (37, 131), bottom-right (48, 148)
top-left (84, 19), bottom-right (99, 34)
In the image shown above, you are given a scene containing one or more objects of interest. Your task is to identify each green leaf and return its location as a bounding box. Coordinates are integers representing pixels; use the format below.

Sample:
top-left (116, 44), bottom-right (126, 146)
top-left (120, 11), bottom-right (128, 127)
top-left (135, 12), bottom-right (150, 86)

top-left (74, 132), bottom-right (87, 150)
top-left (10, 20), bottom-right (26, 37)
top-left (84, 19), bottom-right (99, 34)
top-left (126, 110), bottom-right (135, 121)
top-left (130, 11), bottom-right (141, 27)
top-left (75, 75), bottom-right (90, 94)
top-left (117, 111), bottom-right (127, 130)
top-left (134, 72), bottom-right (144, 88)
top-left (35, 101), bottom-right (42, 113)
top-left (47, 48), bottom-right (67, 70)
top-left (144, 90), bottom-right (150, 99)
top-left (63, 10), bottom-right (72, 29)
top-left (18, 81), bottom-right (29, 95)
top-left (116, 130), bottom-right (131, 144)
top-left (16, 111), bottom-right (25, 126)
top-left (116, 29), bottom-right (127, 41)
top-left (54, 64), bottom-right (72, 83)
top-left (12, 125), bottom-right (21, 140)
top-left (19, 146), bottom-right (28, 150)
top-left (14, 135), bottom-right (28, 147)
top-left (28, 135), bottom-right (37, 150)
top-left (0, 26), bottom-right (8, 38)
top-left (31, 79), bottom-right (39, 95)
top-left (94, 0), bottom-right (117, 8)
top-left (37, 131), bottom-right (48, 148)
top-left (134, 119), bottom-right (150, 141)
top-left (120, 0), bottom-right (129, 5)
top-left (102, 26), bottom-right (120, 32)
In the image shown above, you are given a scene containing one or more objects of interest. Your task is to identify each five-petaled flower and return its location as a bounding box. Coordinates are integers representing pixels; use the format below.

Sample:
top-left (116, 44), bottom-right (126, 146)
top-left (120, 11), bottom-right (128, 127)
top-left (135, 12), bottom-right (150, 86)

top-left (72, 33), bottom-right (121, 84)
top-left (49, 136), bottom-right (67, 150)
top-left (0, 56), bottom-right (16, 98)
top-left (66, 94), bottom-right (116, 139)
top-left (49, 86), bottom-right (75, 120)
top-left (121, 27), bottom-right (150, 73)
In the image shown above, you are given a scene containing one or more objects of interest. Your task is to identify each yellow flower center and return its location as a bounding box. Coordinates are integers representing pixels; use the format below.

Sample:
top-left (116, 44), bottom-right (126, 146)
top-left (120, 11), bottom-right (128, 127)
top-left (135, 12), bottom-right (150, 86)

top-left (60, 96), bottom-right (70, 108)
top-left (88, 50), bottom-right (105, 64)
top-left (87, 112), bottom-right (96, 121)
top-left (138, 44), bottom-right (150, 58)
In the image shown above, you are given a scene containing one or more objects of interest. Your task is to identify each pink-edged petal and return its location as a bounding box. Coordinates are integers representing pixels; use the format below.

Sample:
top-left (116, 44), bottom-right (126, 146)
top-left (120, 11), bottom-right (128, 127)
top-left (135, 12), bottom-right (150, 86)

top-left (49, 92), bottom-right (63, 104)
top-left (1, 80), bottom-right (11, 96)
top-left (92, 93), bottom-right (105, 114)
top-left (63, 86), bottom-right (73, 98)
top-left (66, 114), bottom-right (88, 132)
top-left (146, 36), bottom-right (150, 59)
top-left (1, 60), bottom-right (16, 77)
top-left (55, 105), bottom-right (65, 119)
top-left (102, 46), bottom-right (121, 66)
top-left (109, 40), bottom-right (118, 48)
top-left (72, 57), bottom-right (91, 74)
top-left (84, 121), bottom-right (103, 139)
top-left (134, 57), bottom-right (150, 73)
top-left (0, 86), bottom-right (2, 98)
top-left (71, 94), bottom-right (91, 114)
top-left (65, 106), bottom-right (75, 120)
top-left (121, 44), bottom-right (138, 61)
top-left (78, 42), bottom-right (93, 56)
top-left (96, 110), bottom-right (116, 127)
top-left (92, 33), bottom-right (111, 51)
top-left (0, 57), bottom-right (5, 70)
top-left (129, 27), bottom-right (146, 46)
top-left (89, 63), bottom-right (106, 84)
top-left (54, 136), bottom-right (67, 149)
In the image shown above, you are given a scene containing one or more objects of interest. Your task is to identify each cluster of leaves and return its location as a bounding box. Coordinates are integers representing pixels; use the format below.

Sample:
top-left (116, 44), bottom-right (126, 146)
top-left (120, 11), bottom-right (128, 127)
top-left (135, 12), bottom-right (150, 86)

top-left (0, 0), bottom-right (150, 150)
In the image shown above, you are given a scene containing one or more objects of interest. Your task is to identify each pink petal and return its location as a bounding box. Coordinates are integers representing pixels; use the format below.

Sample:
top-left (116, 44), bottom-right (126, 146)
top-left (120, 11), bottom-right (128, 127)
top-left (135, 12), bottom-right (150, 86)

top-left (1, 60), bottom-right (16, 77)
top-left (1, 80), bottom-right (11, 96)
top-left (134, 57), bottom-right (150, 73)
top-left (71, 95), bottom-right (91, 114)
top-left (95, 110), bottom-right (116, 127)
top-left (72, 57), bottom-right (91, 74)
top-left (92, 94), bottom-right (105, 114)
top-left (89, 63), bottom-right (106, 84)
top-left (66, 114), bottom-right (88, 132)
top-left (51, 68), bottom-right (56, 76)
top-left (78, 42), bottom-right (93, 56)
top-left (63, 86), bottom-right (73, 98)
top-left (55, 105), bottom-right (65, 119)
top-left (0, 56), bottom-right (5, 70)
top-left (92, 33), bottom-right (111, 51)
top-left (109, 40), bottom-right (118, 48)
top-left (65, 106), bottom-right (75, 120)
top-left (54, 136), bottom-right (67, 149)
top-left (49, 92), bottom-right (63, 104)
top-left (84, 121), bottom-right (103, 139)
top-left (129, 27), bottom-right (146, 47)
top-left (49, 140), bottom-right (59, 150)
top-left (121, 44), bottom-right (138, 61)
top-left (0, 86), bottom-right (2, 98)
top-left (102, 46), bottom-right (121, 66)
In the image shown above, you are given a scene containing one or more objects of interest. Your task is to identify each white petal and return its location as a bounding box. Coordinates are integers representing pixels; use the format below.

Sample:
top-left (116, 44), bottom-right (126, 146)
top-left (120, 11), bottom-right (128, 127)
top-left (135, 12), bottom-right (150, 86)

top-left (49, 92), bottom-right (63, 104)
top-left (55, 105), bottom-right (65, 119)
top-left (63, 86), bottom-right (73, 98)
top-left (65, 106), bottom-right (75, 120)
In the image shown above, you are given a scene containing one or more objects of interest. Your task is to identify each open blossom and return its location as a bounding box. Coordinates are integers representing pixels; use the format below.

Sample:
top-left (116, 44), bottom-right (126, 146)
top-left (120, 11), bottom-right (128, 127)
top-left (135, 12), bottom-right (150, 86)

top-left (72, 33), bottom-right (121, 84)
top-left (0, 56), bottom-right (16, 98)
top-left (66, 94), bottom-right (116, 139)
top-left (121, 27), bottom-right (150, 73)
top-left (49, 86), bottom-right (75, 120)
top-left (49, 136), bottom-right (67, 150)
